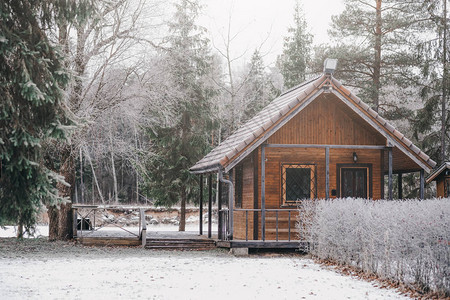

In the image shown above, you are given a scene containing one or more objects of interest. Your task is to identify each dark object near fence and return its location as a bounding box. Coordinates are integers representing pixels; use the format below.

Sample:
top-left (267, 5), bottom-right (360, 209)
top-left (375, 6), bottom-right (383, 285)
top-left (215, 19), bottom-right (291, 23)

top-left (77, 218), bottom-right (92, 230)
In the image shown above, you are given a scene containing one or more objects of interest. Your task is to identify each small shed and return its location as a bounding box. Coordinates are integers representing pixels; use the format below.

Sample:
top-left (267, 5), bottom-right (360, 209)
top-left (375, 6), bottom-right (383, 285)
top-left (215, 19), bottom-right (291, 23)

top-left (190, 60), bottom-right (436, 249)
top-left (426, 162), bottom-right (450, 198)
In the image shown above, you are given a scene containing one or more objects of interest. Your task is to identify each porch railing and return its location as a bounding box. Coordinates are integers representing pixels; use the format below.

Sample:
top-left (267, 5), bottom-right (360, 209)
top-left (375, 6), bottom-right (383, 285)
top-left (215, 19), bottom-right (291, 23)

top-left (219, 208), bottom-right (298, 242)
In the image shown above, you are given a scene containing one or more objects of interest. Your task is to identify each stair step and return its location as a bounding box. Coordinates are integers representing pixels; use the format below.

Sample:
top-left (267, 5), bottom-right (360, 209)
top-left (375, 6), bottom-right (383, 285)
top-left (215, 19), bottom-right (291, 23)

top-left (145, 238), bottom-right (216, 250)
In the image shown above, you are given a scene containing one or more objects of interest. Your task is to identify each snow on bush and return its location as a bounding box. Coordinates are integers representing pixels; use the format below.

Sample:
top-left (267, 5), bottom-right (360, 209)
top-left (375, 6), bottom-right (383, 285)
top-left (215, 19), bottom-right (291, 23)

top-left (298, 198), bottom-right (449, 296)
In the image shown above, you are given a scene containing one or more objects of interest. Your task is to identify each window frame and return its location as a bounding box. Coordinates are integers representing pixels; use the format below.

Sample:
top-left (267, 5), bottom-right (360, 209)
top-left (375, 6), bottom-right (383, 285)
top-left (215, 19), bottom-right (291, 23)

top-left (281, 163), bottom-right (317, 206)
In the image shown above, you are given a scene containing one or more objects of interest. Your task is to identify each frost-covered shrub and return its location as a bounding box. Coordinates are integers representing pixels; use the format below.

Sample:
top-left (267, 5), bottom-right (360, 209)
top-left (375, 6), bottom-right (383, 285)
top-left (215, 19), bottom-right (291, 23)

top-left (298, 198), bottom-right (450, 296)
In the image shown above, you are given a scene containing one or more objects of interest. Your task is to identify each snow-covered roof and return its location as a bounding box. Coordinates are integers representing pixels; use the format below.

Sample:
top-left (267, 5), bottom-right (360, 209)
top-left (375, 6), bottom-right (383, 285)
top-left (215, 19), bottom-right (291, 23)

top-left (190, 74), bottom-right (436, 174)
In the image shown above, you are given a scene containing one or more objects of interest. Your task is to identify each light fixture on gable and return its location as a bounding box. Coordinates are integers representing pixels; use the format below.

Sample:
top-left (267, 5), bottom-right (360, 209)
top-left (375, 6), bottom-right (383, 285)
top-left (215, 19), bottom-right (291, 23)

top-left (353, 152), bottom-right (358, 163)
top-left (323, 58), bottom-right (338, 75)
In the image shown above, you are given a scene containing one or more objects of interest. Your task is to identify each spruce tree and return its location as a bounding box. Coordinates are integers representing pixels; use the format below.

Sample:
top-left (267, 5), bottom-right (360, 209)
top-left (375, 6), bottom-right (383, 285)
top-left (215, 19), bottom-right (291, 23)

top-left (243, 49), bottom-right (277, 121)
top-left (277, 0), bottom-right (313, 90)
top-left (141, 0), bottom-right (215, 231)
top-left (0, 0), bottom-right (90, 237)
top-left (413, 0), bottom-right (449, 163)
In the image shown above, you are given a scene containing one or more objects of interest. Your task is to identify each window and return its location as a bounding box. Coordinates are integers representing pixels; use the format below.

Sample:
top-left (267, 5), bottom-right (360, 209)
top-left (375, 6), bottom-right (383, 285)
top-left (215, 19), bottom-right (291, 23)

top-left (234, 165), bottom-right (243, 208)
top-left (281, 164), bottom-right (317, 204)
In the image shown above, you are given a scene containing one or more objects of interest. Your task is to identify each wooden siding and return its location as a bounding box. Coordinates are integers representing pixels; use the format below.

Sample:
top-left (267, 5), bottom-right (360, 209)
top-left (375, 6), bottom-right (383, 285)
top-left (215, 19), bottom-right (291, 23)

top-left (268, 94), bottom-right (386, 146)
top-left (436, 176), bottom-right (449, 197)
top-left (233, 94), bottom-right (388, 241)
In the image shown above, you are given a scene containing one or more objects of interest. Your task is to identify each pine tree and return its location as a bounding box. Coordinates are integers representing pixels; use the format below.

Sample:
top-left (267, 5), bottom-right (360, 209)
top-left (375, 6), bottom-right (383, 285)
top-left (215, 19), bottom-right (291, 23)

top-left (325, 0), bottom-right (426, 114)
top-left (277, 0), bottom-right (313, 90)
top-left (0, 0), bottom-right (90, 237)
top-left (141, 0), bottom-right (215, 231)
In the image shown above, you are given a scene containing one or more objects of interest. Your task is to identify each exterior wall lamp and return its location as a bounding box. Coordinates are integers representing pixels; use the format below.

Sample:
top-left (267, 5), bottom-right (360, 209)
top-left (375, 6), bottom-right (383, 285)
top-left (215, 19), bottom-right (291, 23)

top-left (353, 152), bottom-right (358, 163)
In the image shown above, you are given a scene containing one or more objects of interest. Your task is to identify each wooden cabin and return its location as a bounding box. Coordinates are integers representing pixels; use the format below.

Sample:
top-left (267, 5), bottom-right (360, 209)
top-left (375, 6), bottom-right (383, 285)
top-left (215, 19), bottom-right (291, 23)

top-left (426, 162), bottom-right (450, 198)
top-left (190, 60), bottom-right (436, 249)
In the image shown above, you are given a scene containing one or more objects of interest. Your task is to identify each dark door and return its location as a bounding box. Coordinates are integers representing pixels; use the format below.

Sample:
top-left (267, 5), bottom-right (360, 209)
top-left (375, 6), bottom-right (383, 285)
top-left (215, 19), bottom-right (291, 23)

top-left (341, 168), bottom-right (367, 198)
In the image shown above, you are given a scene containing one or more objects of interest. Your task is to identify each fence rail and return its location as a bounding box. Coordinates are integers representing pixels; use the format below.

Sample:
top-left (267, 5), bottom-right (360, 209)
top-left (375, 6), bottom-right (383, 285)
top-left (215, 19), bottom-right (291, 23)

top-left (226, 208), bottom-right (297, 242)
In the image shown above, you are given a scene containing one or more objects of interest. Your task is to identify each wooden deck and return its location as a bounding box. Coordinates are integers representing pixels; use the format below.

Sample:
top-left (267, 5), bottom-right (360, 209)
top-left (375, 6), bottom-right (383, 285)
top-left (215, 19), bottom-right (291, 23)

top-left (76, 229), bottom-right (217, 250)
top-left (216, 240), bottom-right (302, 249)
top-left (75, 228), bottom-right (301, 250)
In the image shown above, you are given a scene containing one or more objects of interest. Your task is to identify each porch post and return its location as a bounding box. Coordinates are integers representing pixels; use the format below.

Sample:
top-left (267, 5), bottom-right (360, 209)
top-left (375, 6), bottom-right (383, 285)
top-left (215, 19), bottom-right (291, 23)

top-left (199, 174), bottom-right (203, 235)
top-left (217, 175), bottom-right (222, 240)
top-left (398, 172), bottom-right (403, 199)
top-left (261, 144), bottom-right (266, 241)
top-left (325, 147), bottom-right (330, 199)
top-left (229, 172), bottom-right (234, 240)
top-left (420, 170), bottom-right (425, 200)
top-left (208, 173), bottom-right (212, 238)
top-left (388, 147), bottom-right (393, 200)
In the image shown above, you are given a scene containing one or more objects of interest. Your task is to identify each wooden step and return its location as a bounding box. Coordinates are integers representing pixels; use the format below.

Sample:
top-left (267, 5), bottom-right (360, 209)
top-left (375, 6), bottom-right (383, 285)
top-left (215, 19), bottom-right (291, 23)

top-left (145, 239), bottom-right (216, 250)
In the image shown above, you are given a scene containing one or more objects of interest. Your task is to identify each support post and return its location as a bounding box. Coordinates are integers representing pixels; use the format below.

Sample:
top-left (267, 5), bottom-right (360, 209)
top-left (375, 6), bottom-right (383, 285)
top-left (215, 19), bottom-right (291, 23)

top-left (72, 208), bottom-right (78, 238)
top-left (199, 174), bottom-right (203, 235)
top-left (229, 172), bottom-right (234, 240)
top-left (218, 176), bottom-right (222, 240)
top-left (325, 147), bottom-right (330, 199)
top-left (380, 149), bottom-right (385, 199)
top-left (388, 147), bottom-right (393, 200)
top-left (420, 170), bottom-right (425, 200)
top-left (261, 145), bottom-right (266, 241)
top-left (398, 172), bottom-right (403, 199)
top-left (208, 173), bottom-right (212, 238)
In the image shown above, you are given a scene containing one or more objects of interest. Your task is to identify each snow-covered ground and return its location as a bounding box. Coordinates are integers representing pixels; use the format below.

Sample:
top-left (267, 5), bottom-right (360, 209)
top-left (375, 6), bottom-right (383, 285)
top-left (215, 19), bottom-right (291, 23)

top-left (0, 224), bottom-right (205, 238)
top-left (0, 238), bottom-right (410, 299)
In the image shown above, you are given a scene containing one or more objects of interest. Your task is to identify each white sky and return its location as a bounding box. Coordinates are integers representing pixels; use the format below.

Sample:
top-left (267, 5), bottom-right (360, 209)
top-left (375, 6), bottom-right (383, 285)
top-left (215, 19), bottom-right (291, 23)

top-left (199, 0), bottom-right (345, 66)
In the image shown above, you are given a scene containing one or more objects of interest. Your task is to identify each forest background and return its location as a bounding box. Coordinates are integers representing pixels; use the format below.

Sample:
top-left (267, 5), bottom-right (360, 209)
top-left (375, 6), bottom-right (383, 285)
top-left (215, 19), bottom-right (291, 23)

top-left (0, 0), bottom-right (448, 239)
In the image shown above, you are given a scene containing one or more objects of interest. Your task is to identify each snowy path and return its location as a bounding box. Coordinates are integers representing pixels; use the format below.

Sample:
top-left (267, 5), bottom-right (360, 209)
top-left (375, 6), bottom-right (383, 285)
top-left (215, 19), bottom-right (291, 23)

top-left (0, 246), bottom-right (409, 299)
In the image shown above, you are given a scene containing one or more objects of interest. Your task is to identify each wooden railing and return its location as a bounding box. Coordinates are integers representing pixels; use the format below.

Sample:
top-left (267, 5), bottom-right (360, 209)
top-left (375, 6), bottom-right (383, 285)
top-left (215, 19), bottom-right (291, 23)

top-left (230, 208), bottom-right (297, 242)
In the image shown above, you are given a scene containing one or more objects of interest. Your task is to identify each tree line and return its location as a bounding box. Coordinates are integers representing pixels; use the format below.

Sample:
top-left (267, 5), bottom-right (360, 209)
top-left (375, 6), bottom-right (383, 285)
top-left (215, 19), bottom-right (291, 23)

top-left (0, 0), bottom-right (448, 238)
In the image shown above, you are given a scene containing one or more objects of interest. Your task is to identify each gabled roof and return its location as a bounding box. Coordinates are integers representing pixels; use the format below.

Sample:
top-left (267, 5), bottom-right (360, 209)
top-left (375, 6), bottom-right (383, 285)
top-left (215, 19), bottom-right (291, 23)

top-left (426, 162), bottom-right (450, 184)
top-left (190, 75), bottom-right (436, 174)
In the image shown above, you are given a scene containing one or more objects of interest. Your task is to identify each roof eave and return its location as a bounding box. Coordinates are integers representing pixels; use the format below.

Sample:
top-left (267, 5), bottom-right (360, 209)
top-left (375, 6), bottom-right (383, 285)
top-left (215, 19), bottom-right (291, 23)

top-left (189, 163), bottom-right (222, 175)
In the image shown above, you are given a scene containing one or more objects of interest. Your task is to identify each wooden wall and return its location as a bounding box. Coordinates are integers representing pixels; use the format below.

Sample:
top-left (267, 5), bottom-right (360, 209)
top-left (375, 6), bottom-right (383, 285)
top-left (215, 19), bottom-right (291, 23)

top-left (232, 94), bottom-right (390, 240)
top-left (268, 94), bottom-right (386, 146)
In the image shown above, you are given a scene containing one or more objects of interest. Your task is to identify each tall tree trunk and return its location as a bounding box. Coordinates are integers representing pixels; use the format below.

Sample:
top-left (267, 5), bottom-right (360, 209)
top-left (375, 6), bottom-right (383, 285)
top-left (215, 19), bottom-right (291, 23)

top-left (373, 0), bottom-right (382, 113)
top-left (441, 0), bottom-right (447, 163)
top-left (17, 221), bottom-right (23, 239)
top-left (48, 146), bottom-right (75, 241)
top-left (179, 187), bottom-right (186, 231)
top-left (109, 131), bottom-right (118, 203)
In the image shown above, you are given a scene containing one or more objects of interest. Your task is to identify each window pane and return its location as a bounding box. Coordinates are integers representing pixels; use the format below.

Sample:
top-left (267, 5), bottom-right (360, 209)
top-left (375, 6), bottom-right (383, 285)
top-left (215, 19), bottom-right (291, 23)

top-left (286, 168), bottom-right (311, 201)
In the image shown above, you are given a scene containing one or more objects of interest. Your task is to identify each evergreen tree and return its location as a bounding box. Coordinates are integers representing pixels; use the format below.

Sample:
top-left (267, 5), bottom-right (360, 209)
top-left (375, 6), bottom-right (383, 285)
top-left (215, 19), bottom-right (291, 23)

top-left (277, 0), bottom-right (313, 90)
top-left (242, 49), bottom-right (277, 121)
top-left (413, 0), bottom-right (449, 164)
top-left (324, 0), bottom-right (426, 114)
top-left (0, 0), bottom-right (90, 237)
top-left (141, 0), bottom-right (215, 231)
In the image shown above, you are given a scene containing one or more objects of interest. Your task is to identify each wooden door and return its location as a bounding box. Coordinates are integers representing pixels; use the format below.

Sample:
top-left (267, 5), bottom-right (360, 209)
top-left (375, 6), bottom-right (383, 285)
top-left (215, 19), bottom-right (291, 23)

top-left (340, 168), bottom-right (367, 198)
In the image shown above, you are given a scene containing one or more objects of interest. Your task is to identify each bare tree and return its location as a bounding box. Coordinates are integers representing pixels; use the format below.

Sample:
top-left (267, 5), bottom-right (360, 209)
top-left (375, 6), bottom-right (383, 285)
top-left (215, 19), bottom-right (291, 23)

top-left (48, 0), bottom-right (164, 240)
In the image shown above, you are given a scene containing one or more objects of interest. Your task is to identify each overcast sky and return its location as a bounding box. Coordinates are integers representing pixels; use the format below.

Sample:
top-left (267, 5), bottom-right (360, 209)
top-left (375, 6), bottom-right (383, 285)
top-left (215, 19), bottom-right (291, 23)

top-left (199, 0), bottom-right (345, 66)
